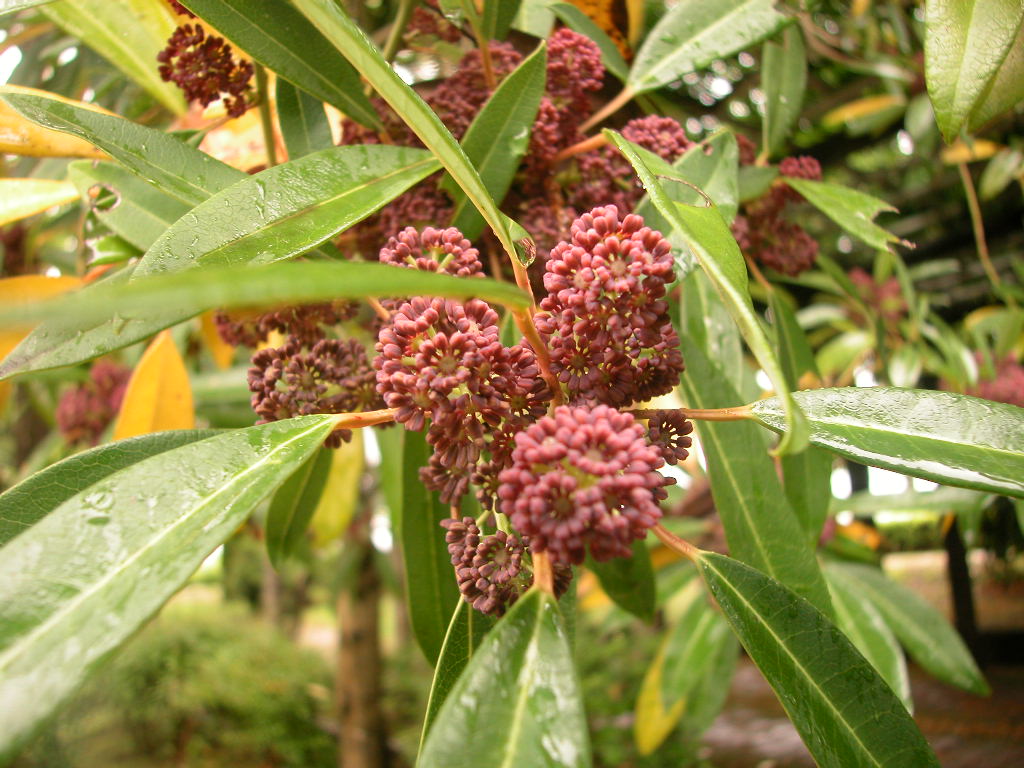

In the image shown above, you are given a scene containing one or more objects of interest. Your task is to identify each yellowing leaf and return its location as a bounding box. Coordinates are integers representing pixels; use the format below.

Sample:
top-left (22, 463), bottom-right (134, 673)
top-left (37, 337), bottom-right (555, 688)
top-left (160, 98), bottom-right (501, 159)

top-left (822, 94), bottom-right (905, 128)
top-left (310, 429), bottom-right (363, 546)
top-left (0, 275), bottom-right (82, 363)
top-left (634, 645), bottom-right (687, 755)
top-left (940, 138), bottom-right (1001, 164)
top-left (199, 311), bottom-right (235, 370)
top-left (112, 330), bottom-right (195, 440)
top-left (0, 179), bottom-right (80, 227)
top-left (0, 86), bottom-right (109, 158)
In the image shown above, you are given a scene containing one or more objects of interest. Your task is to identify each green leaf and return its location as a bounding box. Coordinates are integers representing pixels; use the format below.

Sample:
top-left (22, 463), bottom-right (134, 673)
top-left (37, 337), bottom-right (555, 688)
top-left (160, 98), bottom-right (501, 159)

top-left (749, 387), bottom-right (1024, 499)
top-left (417, 589), bottom-right (590, 768)
top-left (698, 552), bottom-right (940, 767)
top-left (680, 339), bottom-right (833, 617)
top-left (825, 565), bottom-right (912, 711)
top-left (0, 429), bottom-right (218, 548)
top-left (629, 0), bottom-right (788, 92)
top-left (180, 0), bottom-right (380, 128)
top-left (275, 79), bottom-right (334, 160)
top-left (587, 539), bottom-right (655, 621)
top-left (681, 268), bottom-right (745, 394)
top-left (761, 25), bottom-right (807, 158)
top-left (549, 2), bottom-right (629, 82)
top-left (979, 147), bottom-right (1024, 200)
top-left (400, 430), bottom-right (459, 664)
top-left (265, 446), bottom-right (333, 567)
top-left (831, 486), bottom-right (992, 517)
top-left (609, 130), bottom-right (808, 455)
top-left (785, 178), bottom-right (902, 253)
top-left (0, 415), bottom-right (337, 759)
top-left (659, 581), bottom-right (731, 707)
top-left (68, 161), bottom-right (190, 251)
top-left (924, 0), bottom-right (1024, 141)
top-left (482, 0), bottom-right (522, 41)
top-left (420, 600), bottom-right (495, 745)
top-left (966, 20), bottom-right (1024, 132)
top-left (85, 234), bottom-right (140, 267)
top-left (41, 0), bottom-right (186, 114)
top-left (738, 164), bottom-right (779, 202)
top-left (133, 145), bottom-right (440, 276)
top-left (0, 0), bottom-right (54, 14)
top-left (826, 561), bottom-right (988, 695)
top-left (290, 0), bottom-right (520, 266)
top-left (447, 42), bottom-right (547, 240)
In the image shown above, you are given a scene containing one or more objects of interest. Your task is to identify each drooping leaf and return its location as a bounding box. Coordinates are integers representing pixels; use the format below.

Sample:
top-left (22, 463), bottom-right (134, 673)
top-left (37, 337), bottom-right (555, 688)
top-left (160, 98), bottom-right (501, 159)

top-left (0, 178), bottom-right (78, 227)
top-left (586, 538), bottom-right (656, 620)
top-left (111, 331), bottom-right (195, 440)
top-left (549, 2), bottom-right (629, 82)
top-left (482, 0), bottom-right (521, 41)
top-left (825, 565), bottom-right (912, 711)
top-left (40, 0), bottom-right (186, 114)
top-left (749, 387), bottom-right (1024, 499)
top-left (924, 0), bottom-right (1024, 141)
top-left (266, 445), bottom-right (333, 567)
top-left (0, 87), bottom-right (107, 158)
top-left (698, 552), bottom-right (941, 767)
top-left (0, 415), bottom-right (338, 759)
top-left (629, 0), bottom-right (788, 93)
top-left (308, 430), bottom-right (363, 546)
top-left (966, 20), bottom-right (1024, 132)
top-left (679, 339), bottom-right (833, 617)
top-left (785, 178), bottom-right (903, 253)
top-left (826, 561), bottom-right (989, 695)
top-left (418, 589), bottom-right (590, 768)
top-left (275, 79), bottom-right (334, 160)
top-left (446, 42), bottom-right (547, 240)
top-left (180, 0), bottom-right (380, 128)
top-left (610, 131), bottom-right (808, 455)
top-left (400, 430), bottom-right (459, 664)
top-left (681, 268), bottom-right (745, 393)
top-left (0, 429), bottom-right (218, 547)
top-left (761, 25), bottom-right (807, 158)
top-left (133, 145), bottom-right (439, 276)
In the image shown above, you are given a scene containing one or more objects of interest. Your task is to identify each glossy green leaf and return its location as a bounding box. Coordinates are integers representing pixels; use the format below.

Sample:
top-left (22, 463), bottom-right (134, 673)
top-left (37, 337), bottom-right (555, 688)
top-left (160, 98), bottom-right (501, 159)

top-left (86, 234), bottom-right (140, 266)
top-left (966, 20), bottom-right (1024, 132)
top-left (401, 430), bottom-right (459, 664)
top-left (750, 387), bottom-right (1024, 499)
top-left (680, 339), bottom-right (833, 617)
top-left (610, 130), bottom-right (808, 455)
top-left (831, 486), bottom-right (992, 517)
top-left (924, 0), bottom-right (1024, 141)
top-left (825, 565), bottom-right (912, 711)
top-left (587, 539), bottom-right (655, 621)
top-left (826, 561), bottom-right (988, 695)
top-left (483, 0), bottom-right (522, 41)
top-left (0, 415), bottom-right (338, 759)
top-left (291, 0), bottom-right (520, 265)
top-left (376, 425), bottom-right (404, 530)
top-left (0, 0), bottom-right (54, 14)
top-left (786, 178), bottom-right (902, 253)
top-left (549, 2), bottom-right (629, 82)
top-left (698, 552), bottom-right (940, 767)
top-left (41, 0), bottom-right (186, 114)
top-left (761, 26), bottom-right (807, 158)
top-left (629, 0), bottom-right (788, 92)
top-left (133, 145), bottom-right (440, 276)
top-left (681, 268), bottom-right (745, 393)
top-left (180, 0), bottom-right (380, 128)
top-left (68, 161), bottom-right (190, 251)
top-left (447, 42), bottom-right (546, 240)
top-left (420, 599), bottom-right (495, 744)
top-left (275, 79), bottom-right (334, 160)
top-left (418, 589), bottom-right (590, 768)
top-left (0, 429), bottom-right (218, 547)
top-left (265, 446), bottom-right (332, 567)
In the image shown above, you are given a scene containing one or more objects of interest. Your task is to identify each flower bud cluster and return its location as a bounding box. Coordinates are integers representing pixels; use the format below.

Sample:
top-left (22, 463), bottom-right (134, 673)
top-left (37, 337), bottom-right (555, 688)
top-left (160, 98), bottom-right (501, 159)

top-left (157, 24), bottom-right (253, 118)
top-left (645, 409), bottom-right (694, 465)
top-left (534, 205), bottom-right (683, 406)
top-left (215, 301), bottom-right (356, 348)
top-left (848, 267), bottom-right (907, 329)
top-left (964, 354), bottom-right (1024, 408)
top-left (56, 360), bottom-right (131, 445)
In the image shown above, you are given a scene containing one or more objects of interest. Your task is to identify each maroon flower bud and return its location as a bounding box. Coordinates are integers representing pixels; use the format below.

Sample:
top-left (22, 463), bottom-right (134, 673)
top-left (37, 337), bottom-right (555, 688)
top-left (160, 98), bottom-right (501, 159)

top-left (645, 410), bottom-right (694, 465)
top-left (56, 360), bottom-right (132, 445)
top-left (157, 24), bottom-right (253, 117)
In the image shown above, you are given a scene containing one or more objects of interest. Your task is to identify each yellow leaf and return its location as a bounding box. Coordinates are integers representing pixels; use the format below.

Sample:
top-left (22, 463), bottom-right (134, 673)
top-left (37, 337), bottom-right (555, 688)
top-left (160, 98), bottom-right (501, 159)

top-left (112, 330), bottom-right (195, 439)
top-left (822, 94), bottom-right (904, 128)
top-left (199, 311), bottom-right (235, 370)
top-left (310, 430), bottom-right (364, 546)
top-left (634, 640), bottom-right (687, 755)
top-left (0, 275), bottom-right (82, 365)
top-left (941, 138), bottom-right (1001, 164)
top-left (0, 85), bottom-right (109, 158)
top-left (0, 179), bottom-right (80, 227)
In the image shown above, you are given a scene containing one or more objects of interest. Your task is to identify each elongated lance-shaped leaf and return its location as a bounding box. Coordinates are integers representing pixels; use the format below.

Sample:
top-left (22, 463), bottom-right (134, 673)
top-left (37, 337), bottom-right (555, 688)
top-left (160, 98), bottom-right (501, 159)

top-left (266, 446), bottom-right (333, 567)
top-left (681, 268), bottom-right (747, 395)
top-left (825, 565), bottom-right (912, 712)
top-left (750, 387), bottom-right (1024, 499)
top-left (290, 0), bottom-right (521, 265)
top-left (587, 539), bottom-right (656, 621)
top-left (446, 42), bottom-right (547, 240)
top-left (826, 561), bottom-right (989, 695)
top-left (761, 25), bottom-right (807, 158)
top-left (549, 2), bottom-right (629, 82)
top-left (68, 161), bottom-right (191, 251)
top-left (417, 589), bottom-right (591, 768)
top-left (0, 415), bottom-right (338, 760)
top-left (609, 130), bottom-right (808, 455)
top-left (133, 145), bottom-right (440, 276)
top-left (482, 0), bottom-right (521, 41)
top-left (698, 552), bottom-right (940, 767)
top-left (785, 178), bottom-right (903, 253)
top-left (680, 339), bottom-right (833, 617)
top-left (180, 0), bottom-right (380, 128)
top-left (0, 430), bottom-right (218, 547)
top-left (831, 486), bottom-right (992, 517)
top-left (629, 0), bottom-right (788, 93)
top-left (275, 79), bottom-right (334, 160)
top-left (419, 599), bottom-right (495, 745)
top-left (0, 0), bottom-right (54, 14)
top-left (0, 178), bottom-right (78, 228)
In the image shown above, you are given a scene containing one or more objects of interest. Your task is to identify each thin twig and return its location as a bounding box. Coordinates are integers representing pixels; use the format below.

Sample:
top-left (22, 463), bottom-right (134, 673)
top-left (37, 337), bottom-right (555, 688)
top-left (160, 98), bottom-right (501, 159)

top-left (366, 296), bottom-right (391, 321)
top-left (381, 0), bottom-right (416, 63)
top-left (329, 408), bottom-right (398, 438)
top-left (627, 406), bottom-right (752, 422)
top-left (744, 252), bottom-right (774, 294)
top-left (532, 550), bottom-right (555, 595)
top-left (652, 524), bottom-right (699, 561)
top-left (552, 133), bottom-right (609, 164)
top-left (579, 85), bottom-right (635, 134)
top-left (957, 161), bottom-right (1002, 293)
top-left (253, 64), bottom-right (278, 167)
